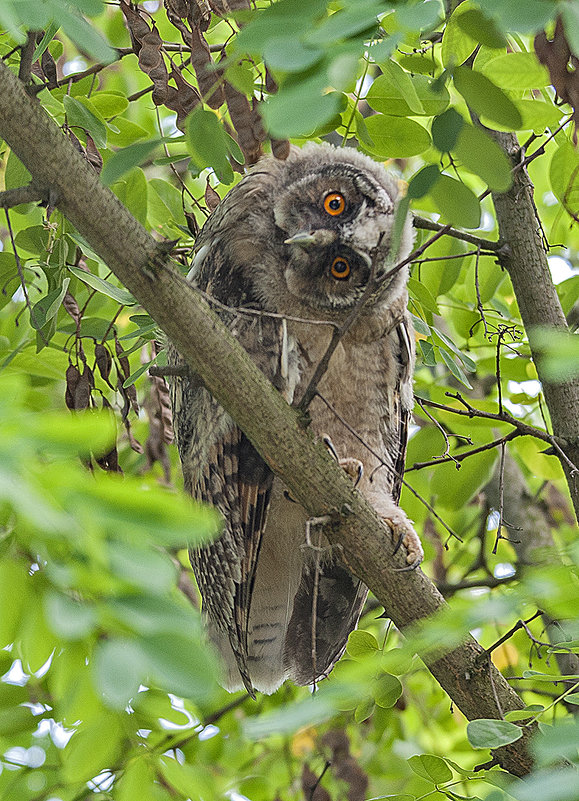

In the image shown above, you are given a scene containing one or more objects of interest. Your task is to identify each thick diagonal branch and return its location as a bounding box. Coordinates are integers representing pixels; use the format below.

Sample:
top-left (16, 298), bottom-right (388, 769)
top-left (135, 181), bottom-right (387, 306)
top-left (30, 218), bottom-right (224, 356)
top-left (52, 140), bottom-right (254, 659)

top-left (0, 61), bottom-right (534, 776)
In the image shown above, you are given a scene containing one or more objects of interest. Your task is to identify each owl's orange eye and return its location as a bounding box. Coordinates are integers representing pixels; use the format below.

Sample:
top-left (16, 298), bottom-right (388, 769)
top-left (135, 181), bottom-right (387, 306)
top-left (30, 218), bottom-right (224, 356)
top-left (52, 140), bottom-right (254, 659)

top-left (330, 256), bottom-right (351, 280)
top-left (324, 193), bottom-right (346, 216)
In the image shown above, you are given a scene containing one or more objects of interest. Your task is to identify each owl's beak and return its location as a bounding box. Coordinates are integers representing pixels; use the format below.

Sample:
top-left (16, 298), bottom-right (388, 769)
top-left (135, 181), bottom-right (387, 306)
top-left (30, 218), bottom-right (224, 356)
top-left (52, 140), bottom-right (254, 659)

top-left (284, 229), bottom-right (338, 248)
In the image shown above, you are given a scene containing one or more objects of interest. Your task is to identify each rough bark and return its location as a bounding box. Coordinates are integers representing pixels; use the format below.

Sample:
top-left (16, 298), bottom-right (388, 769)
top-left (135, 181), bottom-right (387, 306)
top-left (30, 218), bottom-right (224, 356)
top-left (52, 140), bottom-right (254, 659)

top-left (491, 131), bottom-right (579, 520)
top-left (0, 61), bottom-right (538, 776)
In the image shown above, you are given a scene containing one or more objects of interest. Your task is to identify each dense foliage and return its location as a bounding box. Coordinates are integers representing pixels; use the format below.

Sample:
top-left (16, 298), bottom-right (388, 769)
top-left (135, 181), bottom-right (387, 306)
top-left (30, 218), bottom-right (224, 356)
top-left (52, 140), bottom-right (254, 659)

top-left (0, 1), bottom-right (578, 799)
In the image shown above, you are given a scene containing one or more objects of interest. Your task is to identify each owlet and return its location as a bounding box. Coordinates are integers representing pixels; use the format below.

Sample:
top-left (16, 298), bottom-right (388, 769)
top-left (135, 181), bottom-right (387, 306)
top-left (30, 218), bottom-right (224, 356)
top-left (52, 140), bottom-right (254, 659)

top-left (169, 142), bottom-right (422, 696)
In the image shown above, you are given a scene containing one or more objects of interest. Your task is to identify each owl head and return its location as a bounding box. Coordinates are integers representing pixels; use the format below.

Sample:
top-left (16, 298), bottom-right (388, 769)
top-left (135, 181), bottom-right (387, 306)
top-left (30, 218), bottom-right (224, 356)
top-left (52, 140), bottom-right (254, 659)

top-left (270, 143), bottom-right (414, 312)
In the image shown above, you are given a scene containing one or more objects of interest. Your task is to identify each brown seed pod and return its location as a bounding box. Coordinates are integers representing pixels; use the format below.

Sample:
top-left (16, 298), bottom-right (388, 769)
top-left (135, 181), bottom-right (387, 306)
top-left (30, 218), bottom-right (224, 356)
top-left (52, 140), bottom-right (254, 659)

top-left (209, 0), bottom-right (250, 15)
top-left (40, 49), bottom-right (58, 89)
top-left (224, 79), bottom-right (262, 165)
top-left (204, 177), bottom-right (221, 211)
top-left (165, 68), bottom-right (201, 131)
top-left (120, 1), bottom-right (151, 52)
top-left (65, 363), bottom-right (93, 411)
top-left (271, 138), bottom-right (290, 160)
top-left (138, 29), bottom-right (169, 105)
top-left (189, 0), bottom-right (212, 30)
top-left (190, 25), bottom-right (225, 109)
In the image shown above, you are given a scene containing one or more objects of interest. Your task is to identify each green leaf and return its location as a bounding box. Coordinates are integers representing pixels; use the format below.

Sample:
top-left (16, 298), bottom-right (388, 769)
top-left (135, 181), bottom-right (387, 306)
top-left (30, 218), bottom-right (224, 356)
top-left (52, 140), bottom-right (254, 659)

top-left (159, 756), bottom-right (215, 800)
top-left (373, 673), bottom-right (403, 708)
top-left (305, 0), bottom-right (381, 45)
top-left (44, 592), bottom-right (96, 640)
top-left (562, 3), bottom-right (579, 57)
top-left (262, 36), bottom-right (323, 72)
top-left (186, 107), bottom-right (234, 184)
top-left (481, 52), bottom-right (550, 90)
top-left (379, 60), bottom-right (425, 114)
top-left (408, 753), bottom-right (453, 783)
top-left (453, 67), bottom-right (522, 129)
top-left (419, 339), bottom-right (436, 366)
top-left (362, 115), bottom-right (431, 158)
top-left (347, 629), bottom-right (380, 659)
top-left (428, 174), bottom-right (481, 229)
top-left (54, 2), bottom-right (116, 64)
top-left (101, 140), bottom-right (160, 186)
top-left (29, 278), bottom-right (70, 330)
top-left (455, 7), bottom-right (507, 49)
top-left (454, 123), bottom-right (513, 191)
top-left (432, 107), bottom-right (464, 152)
top-left (550, 140), bottom-right (579, 206)
top-left (408, 277), bottom-right (440, 314)
top-left (0, 561), bottom-right (30, 647)
top-left (466, 719), bottom-right (523, 749)
top-left (62, 712), bottom-right (124, 782)
top-left (441, 2), bottom-right (479, 67)
top-left (262, 76), bottom-right (343, 138)
top-left (140, 633), bottom-right (219, 702)
top-left (89, 92), bottom-right (129, 118)
top-left (68, 264), bottom-right (136, 305)
top-left (63, 94), bottom-right (107, 148)
top-left (116, 758), bottom-right (157, 801)
top-left (437, 345), bottom-right (473, 388)
top-left (408, 164), bottom-right (440, 199)
top-left (93, 638), bottom-right (144, 709)
top-left (113, 167), bottom-right (149, 226)
top-left (366, 71), bottom-right (449, 117)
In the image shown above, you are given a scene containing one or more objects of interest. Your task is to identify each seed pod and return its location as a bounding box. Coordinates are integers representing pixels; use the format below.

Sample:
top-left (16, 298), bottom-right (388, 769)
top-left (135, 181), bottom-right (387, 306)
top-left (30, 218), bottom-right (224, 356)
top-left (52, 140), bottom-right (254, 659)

top-left (209, 0), bottom-right (250, 15)
top-left (165, 68), bottom-right (201, 131)
top-left (120, 1), bottom-right (151, 52)
top-left (224, 79), bottom-right (262, 165)
top-left (40, 49), bottom-right (58, 89)
top-left (271, 138), bottom-right (290, 160)
top-left (204, 177), bottom-right (221, 211)
top-left (189, 0), bottom-right (212, 30)
top-left (190, 25), bottom-right (225, 109)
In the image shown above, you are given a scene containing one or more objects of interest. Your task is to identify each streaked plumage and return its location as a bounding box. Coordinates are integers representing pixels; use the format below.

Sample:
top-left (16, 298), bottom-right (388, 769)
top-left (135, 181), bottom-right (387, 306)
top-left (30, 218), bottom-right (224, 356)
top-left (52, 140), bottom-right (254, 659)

top-left (169, 143), bottom-right (422, 695)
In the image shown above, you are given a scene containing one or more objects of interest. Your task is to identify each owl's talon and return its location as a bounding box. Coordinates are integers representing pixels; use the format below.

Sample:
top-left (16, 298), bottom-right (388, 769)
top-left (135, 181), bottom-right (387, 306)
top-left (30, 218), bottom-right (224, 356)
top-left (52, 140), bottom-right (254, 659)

top-left (383, 513), bottom-right (423, 570)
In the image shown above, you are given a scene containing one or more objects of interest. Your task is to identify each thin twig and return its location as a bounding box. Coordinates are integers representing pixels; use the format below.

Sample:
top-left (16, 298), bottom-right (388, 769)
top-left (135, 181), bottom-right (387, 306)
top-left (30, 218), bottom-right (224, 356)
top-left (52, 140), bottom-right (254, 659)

top-left (492, 441), bottom-right (507, 554)
top-left (4, 207), bottom-right (47, 343)
top-left (406, 429), bottom-right (520, 472)
top-left (416, 392), bottom-right (577, 475)
top-left (477, 611), bottom-right (543, 663)
top-left (413, 215), bottom-right (508, 253)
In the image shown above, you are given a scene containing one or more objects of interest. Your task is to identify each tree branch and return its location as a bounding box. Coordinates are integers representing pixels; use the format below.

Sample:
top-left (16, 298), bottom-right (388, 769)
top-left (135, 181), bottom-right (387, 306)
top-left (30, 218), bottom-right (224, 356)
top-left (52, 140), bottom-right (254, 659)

top-left (0, 60), bottom-right (534, 777)
top-left (489, 131), bottom-right (579, 520)
top-left (0, 184), bottom-right (48, 208)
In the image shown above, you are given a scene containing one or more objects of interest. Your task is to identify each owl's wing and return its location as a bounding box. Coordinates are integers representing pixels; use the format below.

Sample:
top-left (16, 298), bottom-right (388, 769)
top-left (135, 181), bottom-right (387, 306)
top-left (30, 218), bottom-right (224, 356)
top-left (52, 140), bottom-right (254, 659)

top-left (169, 229), bottom-right (288, 696)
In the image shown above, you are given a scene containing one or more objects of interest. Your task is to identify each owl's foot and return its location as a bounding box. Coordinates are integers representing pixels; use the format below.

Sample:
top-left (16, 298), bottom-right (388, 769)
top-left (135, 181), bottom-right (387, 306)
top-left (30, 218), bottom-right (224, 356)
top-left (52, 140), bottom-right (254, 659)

top-left (322, 435), bottom-right (363, 487)
top-left (384, 508), bottom-right (423, 570)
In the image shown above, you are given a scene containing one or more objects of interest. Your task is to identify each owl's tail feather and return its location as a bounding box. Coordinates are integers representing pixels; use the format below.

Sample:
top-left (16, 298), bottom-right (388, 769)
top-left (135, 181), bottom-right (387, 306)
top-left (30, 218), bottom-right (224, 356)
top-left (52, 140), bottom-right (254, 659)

top-left (283, 559), bottom-right (368, 686)
top-left (228, 633), bottom-right (256, 699)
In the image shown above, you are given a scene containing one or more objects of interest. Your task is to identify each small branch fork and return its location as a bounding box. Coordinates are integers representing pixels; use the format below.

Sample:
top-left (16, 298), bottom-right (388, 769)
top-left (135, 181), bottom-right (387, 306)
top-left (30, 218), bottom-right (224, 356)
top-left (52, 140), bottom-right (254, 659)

top-left (416, 391), bottom-right (578, 477)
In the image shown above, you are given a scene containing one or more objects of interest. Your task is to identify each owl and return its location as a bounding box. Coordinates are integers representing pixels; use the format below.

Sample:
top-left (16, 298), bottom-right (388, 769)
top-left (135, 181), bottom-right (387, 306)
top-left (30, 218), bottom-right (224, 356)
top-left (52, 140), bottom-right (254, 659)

top-left (169, 142), bottom-right (423, 696)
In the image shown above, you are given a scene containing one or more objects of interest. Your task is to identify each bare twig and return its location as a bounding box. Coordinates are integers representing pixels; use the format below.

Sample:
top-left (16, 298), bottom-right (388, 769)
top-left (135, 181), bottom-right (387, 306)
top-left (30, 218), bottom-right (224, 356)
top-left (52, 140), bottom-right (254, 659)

top-left (478, 611), bottom-right (543, 663)
top-left (413, 215), bottom-right (508, 254)
top-left (416, 392), bottom-right (577, 475)
top-left (406, 429), bottom-right (520, 472)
